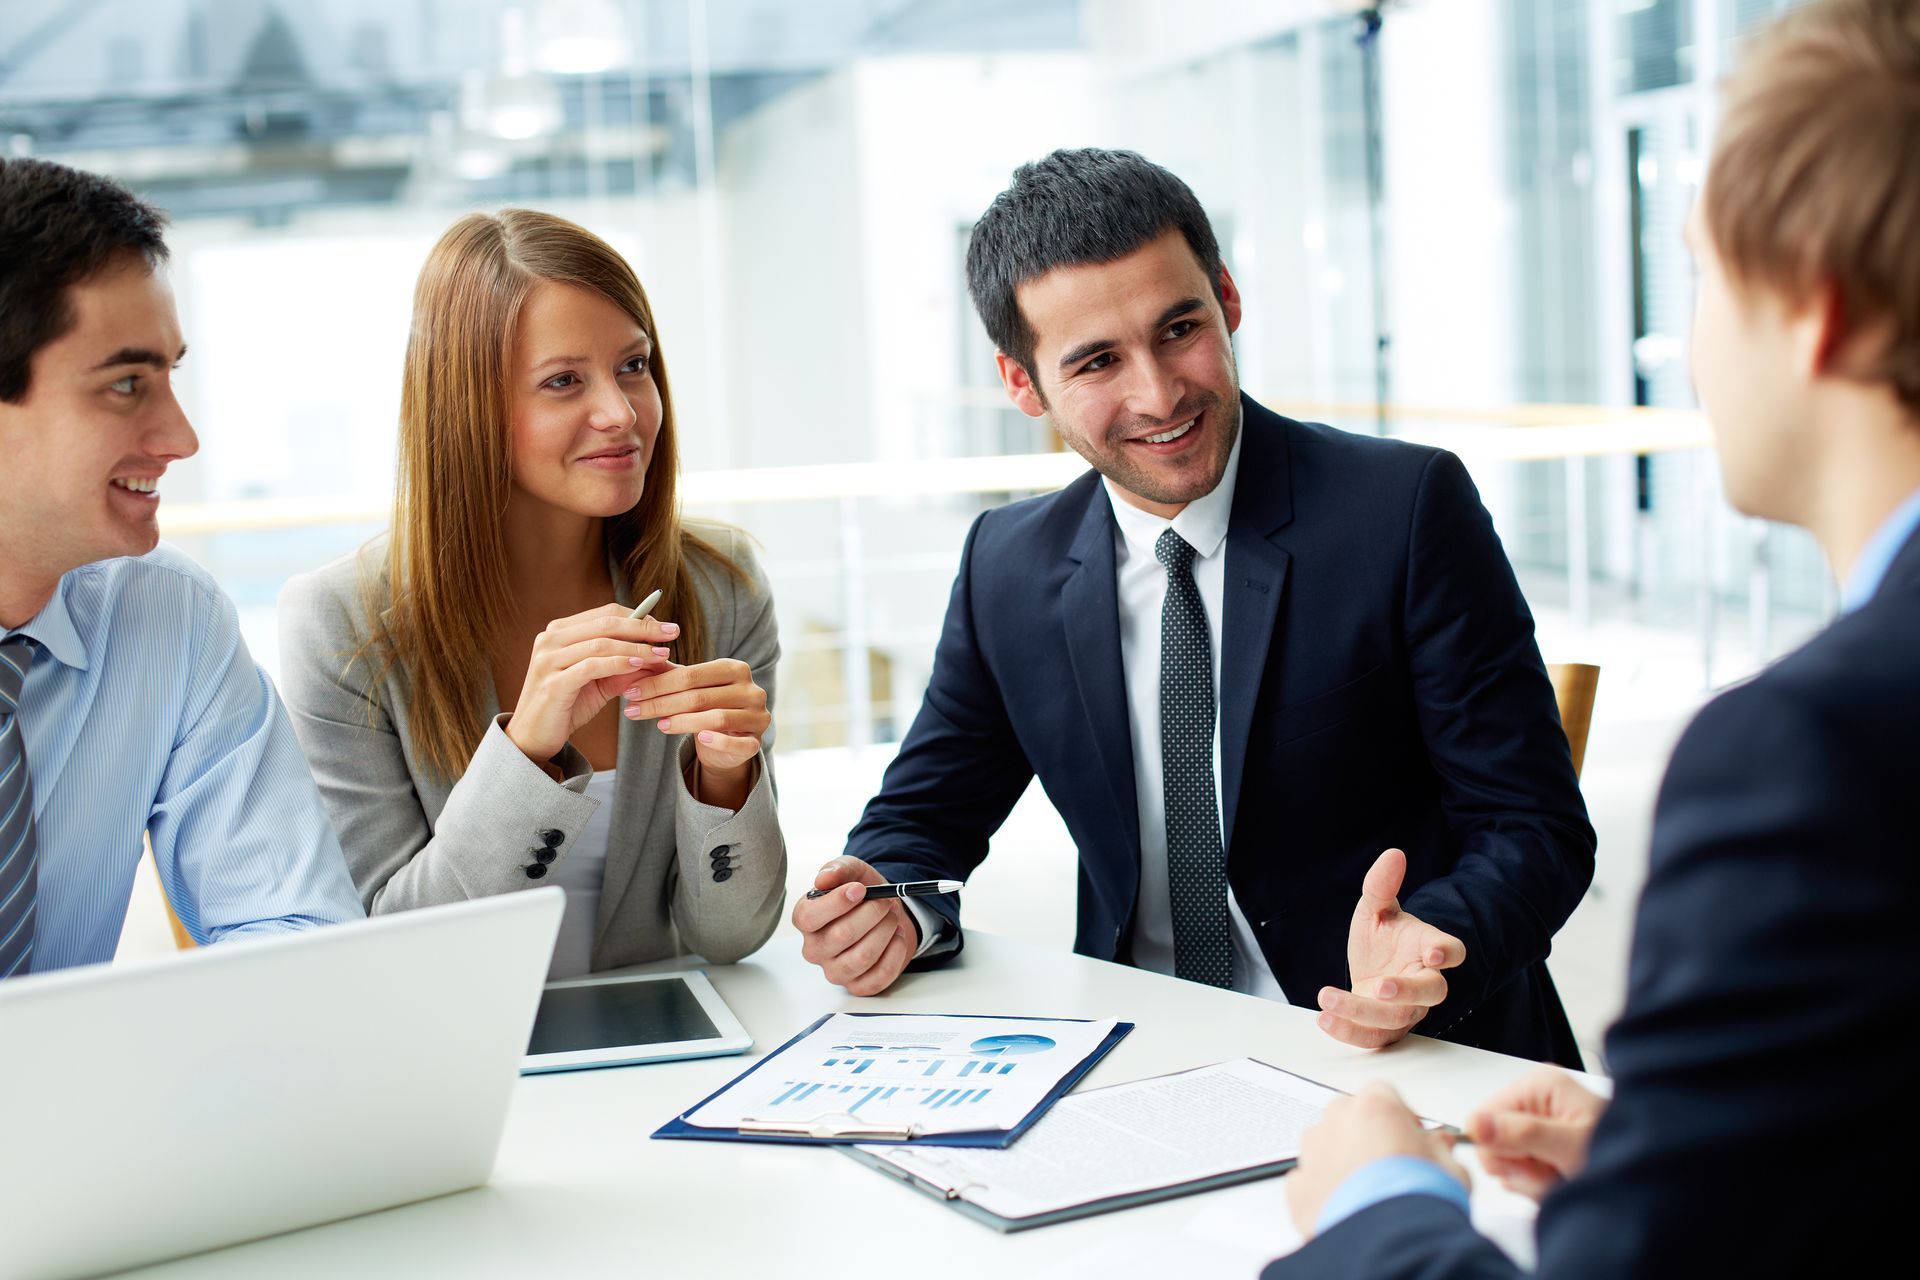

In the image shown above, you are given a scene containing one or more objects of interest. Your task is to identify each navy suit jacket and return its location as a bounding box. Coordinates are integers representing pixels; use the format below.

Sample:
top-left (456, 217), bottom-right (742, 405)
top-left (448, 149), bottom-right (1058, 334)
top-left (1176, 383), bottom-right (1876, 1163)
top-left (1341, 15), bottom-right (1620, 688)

top-left (1268, 524), bottom-right (1920, 1278)
top-left (847, 395), bottom-right (1594, 1065)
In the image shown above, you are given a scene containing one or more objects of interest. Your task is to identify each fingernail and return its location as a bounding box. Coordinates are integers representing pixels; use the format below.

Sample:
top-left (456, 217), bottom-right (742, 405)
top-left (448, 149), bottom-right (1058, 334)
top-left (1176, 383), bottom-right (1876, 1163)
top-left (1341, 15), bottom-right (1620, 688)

top-left (628, 657), bottom-right (649, 667)
top-left (1379, 979), bottom-right (1398, 999)
top-left (653, 646), bottom-right (672, 656)
top-left (1318, 1013), bottom-right (1334, 1031)
top-left (698, 731), bottom-right (717, 744)
top-left (659, 622), bottom-right (680, 636)
top-left (624, 706), bottom-right (642, 718)
top-left (844, 884), bottom-right (864, 902)
top-left (657, 718), bottom-right (673, 730)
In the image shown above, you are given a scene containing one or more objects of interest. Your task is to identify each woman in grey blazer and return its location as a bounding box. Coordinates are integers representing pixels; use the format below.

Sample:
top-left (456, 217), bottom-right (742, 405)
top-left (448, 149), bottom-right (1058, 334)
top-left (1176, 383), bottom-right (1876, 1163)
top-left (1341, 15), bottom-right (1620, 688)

top-left (278, 209), bottom-right (785, 975)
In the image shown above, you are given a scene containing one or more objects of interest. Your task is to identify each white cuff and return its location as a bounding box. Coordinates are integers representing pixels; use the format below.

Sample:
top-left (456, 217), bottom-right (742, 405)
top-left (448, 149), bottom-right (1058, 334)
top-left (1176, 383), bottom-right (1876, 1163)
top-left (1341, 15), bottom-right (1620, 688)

top-left (904, 897), bottom-right (948, 958)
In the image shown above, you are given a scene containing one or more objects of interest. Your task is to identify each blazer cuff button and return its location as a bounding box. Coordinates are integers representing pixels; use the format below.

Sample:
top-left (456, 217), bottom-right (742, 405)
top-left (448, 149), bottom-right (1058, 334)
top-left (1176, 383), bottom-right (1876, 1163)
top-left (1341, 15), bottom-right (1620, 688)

top-left (524, 862), bottom-right (549, 879)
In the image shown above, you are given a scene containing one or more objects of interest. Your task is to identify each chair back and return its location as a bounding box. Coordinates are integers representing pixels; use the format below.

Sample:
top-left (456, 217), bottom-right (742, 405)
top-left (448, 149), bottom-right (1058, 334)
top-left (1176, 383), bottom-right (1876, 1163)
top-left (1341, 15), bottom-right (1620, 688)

top-left (1547, 662), bottom-right (1601, 779)
top-left (143, 835), bottom-right (197, 950)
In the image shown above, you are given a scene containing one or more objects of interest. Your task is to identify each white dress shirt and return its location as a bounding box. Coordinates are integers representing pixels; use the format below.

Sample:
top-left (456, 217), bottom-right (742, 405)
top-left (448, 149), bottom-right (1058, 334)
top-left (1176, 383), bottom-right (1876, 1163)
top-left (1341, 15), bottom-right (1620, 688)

top-left (1102, 431), bottom-right (1282, 999)
top-left (910, 430), bottom-right (1283, 998)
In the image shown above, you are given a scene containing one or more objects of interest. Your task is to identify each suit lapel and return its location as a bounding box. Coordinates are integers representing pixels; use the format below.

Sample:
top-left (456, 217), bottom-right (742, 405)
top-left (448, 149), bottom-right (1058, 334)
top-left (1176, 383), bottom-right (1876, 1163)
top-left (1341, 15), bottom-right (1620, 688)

top-left (1219, 399), bottom-right (1295, 855)
top-left (1061, 485), bottom-right (1142, 884)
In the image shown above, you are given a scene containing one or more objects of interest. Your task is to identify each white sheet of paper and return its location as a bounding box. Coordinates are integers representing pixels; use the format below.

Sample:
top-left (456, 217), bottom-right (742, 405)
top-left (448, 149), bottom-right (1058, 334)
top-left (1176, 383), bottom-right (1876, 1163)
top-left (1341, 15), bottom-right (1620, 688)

top-left (684, 1013), bottom-right (1118, 1136)
top-left (859, 1058), bottom-right (1339, 1221)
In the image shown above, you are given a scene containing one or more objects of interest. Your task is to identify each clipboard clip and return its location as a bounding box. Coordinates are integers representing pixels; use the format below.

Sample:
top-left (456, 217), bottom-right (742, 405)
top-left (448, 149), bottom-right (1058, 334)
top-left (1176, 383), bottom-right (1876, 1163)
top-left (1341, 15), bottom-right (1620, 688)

top-left (737, 1111), bottom-right (922, 1141)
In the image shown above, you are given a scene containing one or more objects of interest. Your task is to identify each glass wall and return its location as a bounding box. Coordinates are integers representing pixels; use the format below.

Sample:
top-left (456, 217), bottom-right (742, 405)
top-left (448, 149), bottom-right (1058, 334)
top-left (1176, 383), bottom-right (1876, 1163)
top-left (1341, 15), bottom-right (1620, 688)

top-left (2, 0), bottom-right (1825, 747)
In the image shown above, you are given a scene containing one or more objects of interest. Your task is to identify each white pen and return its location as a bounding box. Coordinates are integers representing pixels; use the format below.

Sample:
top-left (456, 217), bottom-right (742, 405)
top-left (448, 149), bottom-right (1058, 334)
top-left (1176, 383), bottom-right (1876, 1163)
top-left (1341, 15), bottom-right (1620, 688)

top-left (628, 588), bottom-right (663, 620)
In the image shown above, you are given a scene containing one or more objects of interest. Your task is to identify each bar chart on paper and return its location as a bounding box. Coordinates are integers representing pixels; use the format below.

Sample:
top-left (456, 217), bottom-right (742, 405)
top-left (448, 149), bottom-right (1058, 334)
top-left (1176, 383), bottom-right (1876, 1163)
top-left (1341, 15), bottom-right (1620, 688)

top-left (681, 1014), bottom-right (1121, 1137)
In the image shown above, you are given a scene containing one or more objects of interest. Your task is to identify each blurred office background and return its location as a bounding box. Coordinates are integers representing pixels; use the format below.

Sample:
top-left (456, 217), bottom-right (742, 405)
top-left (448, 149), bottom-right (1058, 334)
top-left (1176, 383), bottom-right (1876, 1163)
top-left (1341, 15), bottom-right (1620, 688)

top-left (3, 0), bottom-right (1816, 1063)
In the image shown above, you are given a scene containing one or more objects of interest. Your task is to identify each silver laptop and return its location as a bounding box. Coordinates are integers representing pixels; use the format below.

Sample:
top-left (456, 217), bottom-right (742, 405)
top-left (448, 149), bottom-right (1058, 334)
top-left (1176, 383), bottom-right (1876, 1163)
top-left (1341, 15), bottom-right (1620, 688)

top-left (0, 887), bottom-right (564, 1280)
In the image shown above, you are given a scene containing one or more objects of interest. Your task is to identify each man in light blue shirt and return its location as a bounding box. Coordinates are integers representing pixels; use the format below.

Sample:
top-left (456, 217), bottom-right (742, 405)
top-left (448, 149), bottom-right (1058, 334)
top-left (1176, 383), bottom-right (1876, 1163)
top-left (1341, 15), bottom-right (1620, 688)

top-left (0, 157), bottom-right (362, 977)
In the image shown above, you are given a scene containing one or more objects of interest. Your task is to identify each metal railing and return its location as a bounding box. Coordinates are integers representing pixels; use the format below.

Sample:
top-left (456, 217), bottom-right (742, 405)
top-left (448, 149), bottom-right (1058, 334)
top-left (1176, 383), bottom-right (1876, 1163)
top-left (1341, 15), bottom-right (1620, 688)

top-left (161, 401), bottom-right (1769, 748)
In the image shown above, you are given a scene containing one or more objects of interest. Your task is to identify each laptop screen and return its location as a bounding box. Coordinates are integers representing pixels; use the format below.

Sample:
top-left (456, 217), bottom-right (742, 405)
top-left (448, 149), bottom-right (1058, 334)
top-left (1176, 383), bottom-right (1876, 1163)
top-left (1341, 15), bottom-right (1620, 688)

top-left (527, 976), bottom-right (721, 1054)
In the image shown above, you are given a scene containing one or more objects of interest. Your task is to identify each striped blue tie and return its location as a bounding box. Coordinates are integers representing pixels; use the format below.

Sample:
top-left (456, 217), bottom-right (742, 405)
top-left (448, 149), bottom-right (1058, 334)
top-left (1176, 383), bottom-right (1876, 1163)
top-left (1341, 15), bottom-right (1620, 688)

top-left (0, 638), bottom-right (38, 979)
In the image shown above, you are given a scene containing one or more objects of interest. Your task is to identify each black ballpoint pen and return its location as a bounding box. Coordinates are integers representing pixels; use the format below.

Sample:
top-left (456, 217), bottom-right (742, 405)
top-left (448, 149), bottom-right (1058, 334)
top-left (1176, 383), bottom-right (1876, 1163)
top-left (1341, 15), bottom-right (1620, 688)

top-left (804, 878), bottom-right (964, 900)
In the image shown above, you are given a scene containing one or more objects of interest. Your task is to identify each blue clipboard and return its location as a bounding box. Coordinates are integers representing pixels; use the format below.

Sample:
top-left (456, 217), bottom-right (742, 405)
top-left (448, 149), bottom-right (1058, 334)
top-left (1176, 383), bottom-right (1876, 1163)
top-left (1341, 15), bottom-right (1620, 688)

top-left (652, 1012), bottom-right (1133, 1149)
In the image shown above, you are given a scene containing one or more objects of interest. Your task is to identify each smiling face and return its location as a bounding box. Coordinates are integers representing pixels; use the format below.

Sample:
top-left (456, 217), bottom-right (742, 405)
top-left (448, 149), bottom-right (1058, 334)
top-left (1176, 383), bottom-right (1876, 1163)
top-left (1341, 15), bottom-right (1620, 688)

top-left (0, 255), bottom-right (196, 612)
top-left (996, 229), bottom-right (1243, 518)
top-left (506, 278), bottom-right (663, 524)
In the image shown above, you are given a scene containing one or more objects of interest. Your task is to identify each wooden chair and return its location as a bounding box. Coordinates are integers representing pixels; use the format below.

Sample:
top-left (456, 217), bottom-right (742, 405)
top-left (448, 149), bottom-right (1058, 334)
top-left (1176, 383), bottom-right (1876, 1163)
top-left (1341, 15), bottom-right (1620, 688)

top-left (162, 892), bottom-right (195, 950)
top-left (143, 835), bottom-right (197, 951)
top-left (1547, 662), bottom-right (1601, 779)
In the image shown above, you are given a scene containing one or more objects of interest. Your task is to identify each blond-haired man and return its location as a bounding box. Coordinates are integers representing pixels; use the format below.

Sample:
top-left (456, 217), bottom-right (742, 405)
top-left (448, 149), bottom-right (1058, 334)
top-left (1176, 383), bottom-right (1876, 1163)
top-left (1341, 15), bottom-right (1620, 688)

top-left (1271, 0), bottom-right (1920, 1273)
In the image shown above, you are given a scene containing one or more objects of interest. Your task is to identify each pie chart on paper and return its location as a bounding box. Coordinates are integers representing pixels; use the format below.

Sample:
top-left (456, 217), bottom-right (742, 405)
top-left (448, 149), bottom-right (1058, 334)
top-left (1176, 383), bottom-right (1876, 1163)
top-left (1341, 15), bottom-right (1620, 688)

top-left (969, 1034), bottom-right (1057, 1056)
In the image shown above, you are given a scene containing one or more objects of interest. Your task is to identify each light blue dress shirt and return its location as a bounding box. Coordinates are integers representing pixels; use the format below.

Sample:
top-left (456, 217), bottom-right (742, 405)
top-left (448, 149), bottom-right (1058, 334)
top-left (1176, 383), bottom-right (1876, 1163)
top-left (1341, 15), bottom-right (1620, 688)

top-left (1840, 486), bottom-right (1920, 613)
top-left (1312, 1152), bottom-right (1471, 1236)
top-left (2, 544), bottom-right (363, 973)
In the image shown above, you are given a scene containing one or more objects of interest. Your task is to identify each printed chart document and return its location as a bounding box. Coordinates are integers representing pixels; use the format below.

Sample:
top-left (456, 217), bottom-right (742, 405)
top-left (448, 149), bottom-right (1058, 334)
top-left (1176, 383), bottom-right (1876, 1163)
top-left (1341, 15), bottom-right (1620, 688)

top-left (675, 1013), bottom-right (1122, 1139)
top-left (849, 1058), bottom-right (1352, 1229)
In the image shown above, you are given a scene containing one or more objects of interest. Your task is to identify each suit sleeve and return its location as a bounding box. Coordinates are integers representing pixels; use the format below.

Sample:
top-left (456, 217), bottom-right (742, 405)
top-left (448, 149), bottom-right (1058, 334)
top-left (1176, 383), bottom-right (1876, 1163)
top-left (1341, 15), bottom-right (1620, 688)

top-left (665, 540), bottom-right (786, 964)
top-left (1264, 1195), bottom-right (1516, 1280)
top-left (1268, 675), bottom-right (1907, 1279)
top-left (276, 565), bottom-right (600, 914)
top-left (1396, 450), bottom-right (1596, 1032)
top-left (1524, 677), bottom-right (1903, 1274)
top-left (842, 512), bottom-right (1036, 964)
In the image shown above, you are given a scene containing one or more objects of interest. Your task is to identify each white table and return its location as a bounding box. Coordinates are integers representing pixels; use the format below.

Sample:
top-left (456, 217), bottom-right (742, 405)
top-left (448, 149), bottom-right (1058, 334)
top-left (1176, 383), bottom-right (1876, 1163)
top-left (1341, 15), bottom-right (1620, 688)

top-left (127, 934), bottom-right (1555, 1279)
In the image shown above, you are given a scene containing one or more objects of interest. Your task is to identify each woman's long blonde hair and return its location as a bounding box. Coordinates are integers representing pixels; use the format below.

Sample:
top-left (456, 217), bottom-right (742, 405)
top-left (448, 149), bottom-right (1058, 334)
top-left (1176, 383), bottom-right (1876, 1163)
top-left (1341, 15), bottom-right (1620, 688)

top-left (368, 208), bottom-right (744, 780)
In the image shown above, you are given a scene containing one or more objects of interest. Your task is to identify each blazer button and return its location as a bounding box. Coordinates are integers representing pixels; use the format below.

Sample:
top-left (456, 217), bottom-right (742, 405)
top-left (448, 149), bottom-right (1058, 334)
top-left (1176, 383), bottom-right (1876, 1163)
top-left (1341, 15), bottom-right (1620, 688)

top-left (533, 846), bottom-right (557, 866)
top-left (712, 868), bottom-right (732, 883)
top-left (539, 829), bottom-right (564, 848)
top-left (525, 863), bottom-right (549, 879)
top-left (710, 844), bottom-right (732, 860)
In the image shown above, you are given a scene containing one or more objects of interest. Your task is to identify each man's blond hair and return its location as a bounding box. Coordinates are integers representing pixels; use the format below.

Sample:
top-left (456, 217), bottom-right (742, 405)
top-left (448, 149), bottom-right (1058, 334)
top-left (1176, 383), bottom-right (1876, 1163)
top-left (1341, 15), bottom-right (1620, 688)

top-left (1706, 0), bottom-right (1920, 414)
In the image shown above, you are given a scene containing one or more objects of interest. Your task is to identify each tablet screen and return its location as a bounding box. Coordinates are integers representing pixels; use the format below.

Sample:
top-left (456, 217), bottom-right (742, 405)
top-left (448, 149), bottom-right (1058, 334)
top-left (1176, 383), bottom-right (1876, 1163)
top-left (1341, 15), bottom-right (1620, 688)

top-left (527, 977), bottom-right (721, 1055)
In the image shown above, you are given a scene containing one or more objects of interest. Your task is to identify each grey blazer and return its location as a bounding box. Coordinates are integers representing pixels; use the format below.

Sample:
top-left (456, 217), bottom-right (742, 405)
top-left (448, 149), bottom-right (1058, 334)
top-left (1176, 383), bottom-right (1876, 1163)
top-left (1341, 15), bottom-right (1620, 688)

top-left (276, 528), bottom-right (786, 968)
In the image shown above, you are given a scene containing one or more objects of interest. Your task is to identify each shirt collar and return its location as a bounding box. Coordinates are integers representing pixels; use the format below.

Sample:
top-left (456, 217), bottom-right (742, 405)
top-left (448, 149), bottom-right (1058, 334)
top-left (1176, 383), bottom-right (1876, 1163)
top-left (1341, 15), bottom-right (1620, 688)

top-left (3, 572), bottom-right (90, 671)
top-left (1841, 485), bottom-right (1920, 613)
top-left (1103, 426), bottom-right (1244, 563)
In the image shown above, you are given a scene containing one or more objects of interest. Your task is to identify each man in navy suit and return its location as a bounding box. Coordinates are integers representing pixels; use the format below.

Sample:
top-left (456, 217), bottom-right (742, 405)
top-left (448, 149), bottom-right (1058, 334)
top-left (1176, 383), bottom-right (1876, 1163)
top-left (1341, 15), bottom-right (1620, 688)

top-left (792, 148), bottom-right (1594, 1066)
top-left (1272, 1), bottom-right (1920, 1272)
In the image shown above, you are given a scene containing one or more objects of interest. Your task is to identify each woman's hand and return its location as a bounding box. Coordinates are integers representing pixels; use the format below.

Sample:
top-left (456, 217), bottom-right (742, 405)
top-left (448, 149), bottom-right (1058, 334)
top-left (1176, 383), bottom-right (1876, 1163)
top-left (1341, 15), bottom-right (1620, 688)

top-left (503, 603), bottom-right (677, 766)
top-left (623, 657), bottom-right (770, 809)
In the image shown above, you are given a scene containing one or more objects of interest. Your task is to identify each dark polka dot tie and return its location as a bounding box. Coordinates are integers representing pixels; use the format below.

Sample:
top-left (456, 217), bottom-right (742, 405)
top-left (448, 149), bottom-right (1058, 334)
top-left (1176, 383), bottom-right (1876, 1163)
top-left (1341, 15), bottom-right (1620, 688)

top-left (1155, 530), bottom-right (1232, 989)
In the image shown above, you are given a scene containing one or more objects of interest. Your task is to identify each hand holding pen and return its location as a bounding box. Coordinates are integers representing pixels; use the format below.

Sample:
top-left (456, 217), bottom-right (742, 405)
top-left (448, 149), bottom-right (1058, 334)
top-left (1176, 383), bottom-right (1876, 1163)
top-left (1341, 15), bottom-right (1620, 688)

top-left (615, 590), bottom-right (771, 804)
top-left (792, 857), bottom-right (957, 997)
top-left (501, 593), bottom-right (678, 767)
top-left (804, 879), bottom-right (962, 900)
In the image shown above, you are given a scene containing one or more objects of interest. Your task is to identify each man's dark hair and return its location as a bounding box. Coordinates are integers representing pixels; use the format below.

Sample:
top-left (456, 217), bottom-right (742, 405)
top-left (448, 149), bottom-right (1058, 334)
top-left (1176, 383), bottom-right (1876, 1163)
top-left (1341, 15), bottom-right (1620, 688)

top-left (965, 148), bottom-right (1224, 380)
top-left (0, 157), bottom-right (170, 404)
